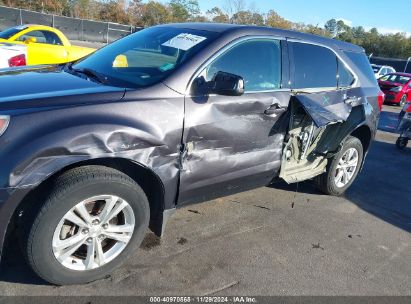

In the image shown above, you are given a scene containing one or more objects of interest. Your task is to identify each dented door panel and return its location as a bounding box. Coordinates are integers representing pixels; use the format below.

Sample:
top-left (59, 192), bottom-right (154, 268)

top-left (178, 90), bottom-right (291, 204)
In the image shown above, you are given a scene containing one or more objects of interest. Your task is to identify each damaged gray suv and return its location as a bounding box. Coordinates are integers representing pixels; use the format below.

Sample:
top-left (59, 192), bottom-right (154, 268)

top-left (0, 23), bottom-right (380, 285)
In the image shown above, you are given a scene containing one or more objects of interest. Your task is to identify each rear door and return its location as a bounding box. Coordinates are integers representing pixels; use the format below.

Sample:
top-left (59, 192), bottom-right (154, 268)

top-left (178, 37), bottom-right (292, 204)
top-left (288, 40), bottom-right (356, 126)
top-left (279, 40), bottom-right (358, 183)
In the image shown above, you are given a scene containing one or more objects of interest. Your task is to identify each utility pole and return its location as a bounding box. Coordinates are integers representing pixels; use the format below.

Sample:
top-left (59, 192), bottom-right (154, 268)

top-left (404, 57), bottom-right (411, 73)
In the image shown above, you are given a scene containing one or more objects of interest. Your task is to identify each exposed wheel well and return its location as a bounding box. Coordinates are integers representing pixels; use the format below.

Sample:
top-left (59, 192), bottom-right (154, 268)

top-left (6, 158), bottom-right (166, 247)
top-left (350, 125), bottom-right (372, 153)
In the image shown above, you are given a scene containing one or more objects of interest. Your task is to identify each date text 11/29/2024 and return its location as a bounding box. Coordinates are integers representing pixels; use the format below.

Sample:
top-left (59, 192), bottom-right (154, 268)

top-left (149, 296), bottom-right (257, 303)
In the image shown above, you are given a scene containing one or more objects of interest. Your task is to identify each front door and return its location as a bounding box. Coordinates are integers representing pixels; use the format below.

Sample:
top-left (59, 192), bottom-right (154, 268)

top-left (17, 30), bottom-right (68, 65)
top-left (178, 37), bottom-right (291, 204)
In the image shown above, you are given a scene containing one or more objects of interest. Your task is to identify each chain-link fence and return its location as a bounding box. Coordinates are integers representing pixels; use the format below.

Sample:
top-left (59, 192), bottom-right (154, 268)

top-left (0, 5), bottom-right (141, 43)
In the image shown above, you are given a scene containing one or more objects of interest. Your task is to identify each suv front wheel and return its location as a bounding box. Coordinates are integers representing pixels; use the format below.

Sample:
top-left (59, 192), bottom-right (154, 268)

top-left (20, 166), bottom-right (150, 285)
top-left (315, 136), bottom-right (363, 196)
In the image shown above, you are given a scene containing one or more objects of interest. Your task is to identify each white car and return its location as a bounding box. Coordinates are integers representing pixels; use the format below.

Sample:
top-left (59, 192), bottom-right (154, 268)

top-left (0, 42), bottom-right (27, 69)
top-left (371, 64), bottom-right (396, 79)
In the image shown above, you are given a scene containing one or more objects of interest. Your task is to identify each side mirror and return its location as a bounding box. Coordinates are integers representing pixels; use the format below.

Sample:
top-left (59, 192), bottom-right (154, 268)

top-left (210, 71), bottom-right (245, 96)
top-left (24, 37), bottom-right (36, 44)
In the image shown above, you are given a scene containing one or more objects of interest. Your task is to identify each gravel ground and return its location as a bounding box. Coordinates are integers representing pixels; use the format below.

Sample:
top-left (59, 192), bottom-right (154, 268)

top-left (0, 104), bottom-right (410, 296)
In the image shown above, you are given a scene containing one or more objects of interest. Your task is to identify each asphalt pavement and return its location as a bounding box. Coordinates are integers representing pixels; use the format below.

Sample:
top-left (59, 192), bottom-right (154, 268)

top-left (0, 104), bottom-right (410, 296)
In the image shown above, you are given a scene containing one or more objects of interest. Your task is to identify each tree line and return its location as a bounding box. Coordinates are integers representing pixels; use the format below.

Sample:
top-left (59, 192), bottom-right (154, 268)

top-left (1, 0), bottom-right (410, 59)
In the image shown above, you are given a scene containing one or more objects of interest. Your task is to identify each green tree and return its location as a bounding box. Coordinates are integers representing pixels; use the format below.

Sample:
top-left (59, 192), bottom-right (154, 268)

top-left (141, 1), bottom-right (170, 26)
top-left (127, 0), bottom-right (145, 26)
top-left (206, 7), bottom-right (229, 23)
top-left (231, 10), bottom-right (263, 25)
top-left (266, 10), bottom-right (292, 29)
top-left (99, 0), bottom-right (129, 24)
top-left (169, 0), bottom-right (200, 22)
top-left (324, 18), bottom-right (337, 37)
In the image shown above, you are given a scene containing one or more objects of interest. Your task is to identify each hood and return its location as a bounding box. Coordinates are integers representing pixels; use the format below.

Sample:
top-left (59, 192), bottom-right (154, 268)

top-left (378, 81), bottom-right (404, 91)
top-left (0, 66), bottom-right (125, 110)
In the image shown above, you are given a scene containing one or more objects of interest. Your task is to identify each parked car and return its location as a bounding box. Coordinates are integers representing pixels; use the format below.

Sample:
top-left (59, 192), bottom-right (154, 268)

top-left (371, 64), bottom-right (396, 79)
top-left (0, 42), bottom-right (26, 68)
top-left (0, 24), bottom-right (95, 67)
top-left (378, 72), bottom-right (411, 106)
top-left (0, 23), bottom-right (381, 285)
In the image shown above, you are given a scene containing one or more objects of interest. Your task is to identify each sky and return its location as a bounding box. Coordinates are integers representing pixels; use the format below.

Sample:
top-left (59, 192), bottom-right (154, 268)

top-left (194, 0), bottom-right (411, 35)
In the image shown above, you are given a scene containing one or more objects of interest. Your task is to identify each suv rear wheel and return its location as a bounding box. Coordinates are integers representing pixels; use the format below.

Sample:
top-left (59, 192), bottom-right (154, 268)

top-left (315, 136), bottom-right (363, 196)
top-left (20, 166), bottom-right (149, 285)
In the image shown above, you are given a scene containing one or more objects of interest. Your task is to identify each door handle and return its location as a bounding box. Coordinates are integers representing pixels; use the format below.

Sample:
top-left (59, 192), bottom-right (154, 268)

top-left (264, 103), bottom-right (286, 115)
top-left (344, 96), bottom-right (360, 105)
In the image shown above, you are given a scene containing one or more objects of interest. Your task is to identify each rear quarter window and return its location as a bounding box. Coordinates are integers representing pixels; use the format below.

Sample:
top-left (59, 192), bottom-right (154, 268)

top-left (345, 51), bottom-right (377, 85)
top-left (338, 59), bottom-right (355, 87)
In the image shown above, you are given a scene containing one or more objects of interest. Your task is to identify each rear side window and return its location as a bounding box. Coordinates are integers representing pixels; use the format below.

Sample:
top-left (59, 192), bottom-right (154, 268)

top-left (291, 42), bottom-right (337, 89)
top-left (345, 51), bottom-right (377, 84)
top-left (205, 39), bottom-right (282, 92)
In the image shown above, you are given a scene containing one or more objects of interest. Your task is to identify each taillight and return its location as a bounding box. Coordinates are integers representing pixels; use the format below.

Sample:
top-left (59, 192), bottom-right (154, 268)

top-left (377, 91), bottom-right (384, 112)
top-left (8, 54), bottom-right (26, 67)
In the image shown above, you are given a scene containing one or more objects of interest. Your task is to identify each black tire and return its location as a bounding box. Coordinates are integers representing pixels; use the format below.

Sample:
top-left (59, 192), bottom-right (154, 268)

top-left (20, 165), bottom-right (149, 285)
top-left (400, 95), bottom-right (407, 107)
top-left (315, 136), bottom-right (363, 196)
top-left (396, 137), bottom-right (408, 150)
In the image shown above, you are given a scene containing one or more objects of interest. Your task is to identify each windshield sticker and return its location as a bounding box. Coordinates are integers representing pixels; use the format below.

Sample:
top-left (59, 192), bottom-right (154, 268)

top-left (159, 63), bottom-right (175, 72)
top-left (162, 33), bottom-right (206, 51)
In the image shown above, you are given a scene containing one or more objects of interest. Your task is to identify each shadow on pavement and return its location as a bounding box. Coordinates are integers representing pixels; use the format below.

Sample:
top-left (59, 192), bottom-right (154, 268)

top-left (0, 240), bottom-right (49, 286)
top-left (379, 109), bottom-right (400, 133)
top-left (271, 139), bottom-right (411, 234)
top-left (347, 140), bottom-right (411, 233)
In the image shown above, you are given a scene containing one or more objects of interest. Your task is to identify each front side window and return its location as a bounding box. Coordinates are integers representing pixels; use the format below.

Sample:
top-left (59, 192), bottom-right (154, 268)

top-left (17, 30), bottom-right (62, 45)
top-left (291, 42), bottom-right (338, 89)
top-left (73, 27), bottom-right (219, 89)
top-left (204, 39), bottom-right (282, 92)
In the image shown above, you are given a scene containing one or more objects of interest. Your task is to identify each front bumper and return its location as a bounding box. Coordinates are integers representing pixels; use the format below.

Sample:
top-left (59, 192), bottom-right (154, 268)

top-left (383, 91), bottom-right (401, 103)
top-left (0, 186), bottom-right (32, 261)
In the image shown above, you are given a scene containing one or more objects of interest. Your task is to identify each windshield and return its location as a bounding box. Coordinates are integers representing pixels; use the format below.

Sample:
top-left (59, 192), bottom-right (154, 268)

top-left (72, 27), bottom-right (219, 89)
top-left (379, 74), bottom-right (411, 84)
top-left (372, 65), bottom-right (381, 73)
top-left (0, 27), bottom-right (22, 39)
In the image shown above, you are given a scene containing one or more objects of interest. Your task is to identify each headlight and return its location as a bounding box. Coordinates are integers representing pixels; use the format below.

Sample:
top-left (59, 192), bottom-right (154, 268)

top-left (0, 115), bottom-right (10, 136)
top-left (390, 86), bottom-right (403, 92)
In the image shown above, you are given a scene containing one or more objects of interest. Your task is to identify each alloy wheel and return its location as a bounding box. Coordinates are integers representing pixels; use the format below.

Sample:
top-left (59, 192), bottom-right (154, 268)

top-left (52, 195), bottom-right (135, 271)
top-left (334, 147), bottom-right (359, 188)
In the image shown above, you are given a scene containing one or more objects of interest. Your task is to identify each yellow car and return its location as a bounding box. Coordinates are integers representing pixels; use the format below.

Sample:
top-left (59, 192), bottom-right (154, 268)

top-left (0, 24), bottom-right (95, 66)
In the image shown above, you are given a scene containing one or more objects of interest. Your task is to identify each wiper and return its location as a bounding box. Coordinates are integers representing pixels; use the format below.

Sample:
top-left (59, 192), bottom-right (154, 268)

top-left (72, 67), bottom-right (108, 84)
top-left (65, 63), bottom-right (108, 84)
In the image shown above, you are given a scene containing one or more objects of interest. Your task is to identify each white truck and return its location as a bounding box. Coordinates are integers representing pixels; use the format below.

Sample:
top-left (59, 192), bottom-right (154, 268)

top-left (0, 42), bottom-right (27, 69)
